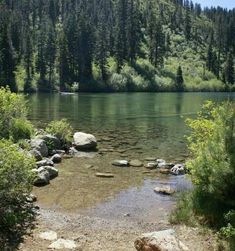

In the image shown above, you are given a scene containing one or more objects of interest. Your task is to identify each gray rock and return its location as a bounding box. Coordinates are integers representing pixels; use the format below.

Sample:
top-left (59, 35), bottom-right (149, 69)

top-left (171, 164), bottom-right (185, 175)
top-left (135, 229), bottom-right (189, 251)
top-left (154, 186), bottom-right (175, 195)
top-left (37, 134), bottom-right (61, 150)
top-left (145, 162), bottom-right (158, 169)
top-left (39, 230), bottom-right (58, 241)
top-left (36, 159), bottom-right (54, 168)
top-left (26, 193), bottom-right (37, 203)
top-left (144, 157), bottom-right (156, 161)
top-left (50, 154), bottom-right (62, 164)
top-left (73, 132), bottom-right (97, 150)
top-left (33, 168), bottom-right (50, 186)
top-left (130, 159), bottom-right (143, 167)
top-left (42, 166), bottom-right (59, 179)
top-left (30, 139), bottom-right (48, 157)
top-left (29, 149), bottom-right (43, 161)
top-left (112, 160), bottom-right (129, 167)
top-left (49, 239), bottom-right (77, 249)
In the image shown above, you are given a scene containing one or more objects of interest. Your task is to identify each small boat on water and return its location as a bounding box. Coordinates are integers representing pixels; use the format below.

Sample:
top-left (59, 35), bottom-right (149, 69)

top-left (60, 92), bottom-right (76, 95)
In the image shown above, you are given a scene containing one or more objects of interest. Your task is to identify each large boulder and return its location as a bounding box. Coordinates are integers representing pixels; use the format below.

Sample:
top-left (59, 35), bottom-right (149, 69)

top-left (73, 132), bottom-right (97, 150)
top-left (37, 134), bottom-right (62, 151)
top-left (134, 229), bottom-right (189, 251)
top-left (30, 139), bottom-right (48, 157)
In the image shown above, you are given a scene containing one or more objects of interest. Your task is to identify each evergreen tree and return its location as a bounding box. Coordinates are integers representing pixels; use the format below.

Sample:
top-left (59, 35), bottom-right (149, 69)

top-left (0, 16), bottom-right (17, 92)
top-left (224, 52), bottom-right (234, 84)
top-left (175, 65), bottom-right (184, 91)
top-left (184, 0), bottom-right (191, 40)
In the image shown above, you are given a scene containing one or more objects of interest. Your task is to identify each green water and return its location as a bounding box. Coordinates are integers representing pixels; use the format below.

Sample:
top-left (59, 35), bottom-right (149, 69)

top-left (28, 92), bottom-right (234, 159)
top-left (29, 92), bottom-right (234, 219)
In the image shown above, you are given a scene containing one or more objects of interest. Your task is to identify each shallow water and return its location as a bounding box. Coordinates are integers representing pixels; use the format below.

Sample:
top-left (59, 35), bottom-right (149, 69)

top-left (28, 92), bottom-right (234, 221)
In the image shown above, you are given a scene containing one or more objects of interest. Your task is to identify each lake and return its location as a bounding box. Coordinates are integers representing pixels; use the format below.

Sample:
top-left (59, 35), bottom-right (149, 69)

top-left (28, 92), bottom-right (234, 222)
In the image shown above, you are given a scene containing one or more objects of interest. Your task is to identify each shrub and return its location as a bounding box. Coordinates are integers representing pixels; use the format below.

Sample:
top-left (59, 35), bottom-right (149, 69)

top-left (0, 87), bottom-right (30, 140)
top-left (0, 140), bottom-right (35, 231)
top-left (172, 101), bottom-right (235, 247)
top-left (45, 119), bottom-right (73, 143)
top-left (9, 118), bottom-right (34, 142)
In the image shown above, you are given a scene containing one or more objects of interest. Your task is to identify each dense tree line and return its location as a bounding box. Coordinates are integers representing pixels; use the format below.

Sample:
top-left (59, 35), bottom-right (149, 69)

top-left (0, 0), bottom-right (234, 92)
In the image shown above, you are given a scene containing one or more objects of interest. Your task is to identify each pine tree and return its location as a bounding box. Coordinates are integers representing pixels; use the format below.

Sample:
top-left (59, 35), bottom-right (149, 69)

top-left (175, 66), bottom-right (184, 91)
top-left (184, 0), bottom-right (191, 40)
top-left (0, 17), bottom-right (17, 92)
top-left (224, 52), bottom-right (234, 85)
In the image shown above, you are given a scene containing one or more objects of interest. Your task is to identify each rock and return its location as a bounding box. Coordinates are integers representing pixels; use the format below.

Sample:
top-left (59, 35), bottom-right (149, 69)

top-left (49, 239), bottom-right (77, 250)
top-left (73, 132), bottom-right (97, 150)
top-left (39, 231), bottom-right (58, 241)
top-left (159, 168), bottom-right (170, 174)
top-left (29, 149), bottom-right (43, 161)
top-left (112, 160), bottom-right (129, 167)
top-left (43, 166), bottom-right (59, 179)
top-left (96, 173), bottom-right (114, 178)
top-left (33, 168), bottom-right (50, 186)
top-left (157, 159), bottom-right (167, 168)
top-left (30, 139), bottom-right (48, 157)
top-left (134, 229), bottom-right (189, 251)
top-left (171, 164), bottom-right (185, 175)
top-left (37, 134), bottom-right (61, 150)
top-left (130, 160), bottom-right (143, 167)
top-left (36, 159), bottom-right (54, 168)
top-left (154, 186), bottom-right (175, 195)
top-left (50, 154), bottom-right (62, 164)
top-left (145, 162), bottom-right (157, 169)
top-left (26, 194), bottom-right (37, 203)
top-left (144, 157), bottom-right (156, 161)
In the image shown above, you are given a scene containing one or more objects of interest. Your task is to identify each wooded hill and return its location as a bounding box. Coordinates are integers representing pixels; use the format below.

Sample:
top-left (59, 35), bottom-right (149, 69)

top-left (0, 0), bottom-right (234, 92)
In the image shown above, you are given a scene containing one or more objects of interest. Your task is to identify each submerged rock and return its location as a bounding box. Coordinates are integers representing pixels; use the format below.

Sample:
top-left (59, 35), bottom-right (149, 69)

top-left (145, 162), bottom-right (157, 169)
top-left (154, 186), bottom-right (175, 195)
top-left (112, 160), bottom-right (129, 167)
top-left (96, 172), bottom-right (114, 178)
top-left (73, 132), bottom-right (97, 150)
top-left (30, 139), bottom-right (48, 157)
top-left (130, 159), bottom-right (143, 167)
top-left (135, 229), bottom-right (189, 251)
top-left (159, 168), bottom-right (170, 174)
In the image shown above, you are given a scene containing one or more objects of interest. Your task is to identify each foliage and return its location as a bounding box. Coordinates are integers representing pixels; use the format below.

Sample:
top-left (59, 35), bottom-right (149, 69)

top-left (0, 0), bottom-right (234, 92)
top-left (0, 87), bottom-right (31, 140)
top-left (45, 119), bottom-right (73, 143)
top-left (172, 101), bottom-right (235, 247)
top-left (0, 140), bottom-right (35, 231)
top-left (9, 118), bottom-right (34, 142)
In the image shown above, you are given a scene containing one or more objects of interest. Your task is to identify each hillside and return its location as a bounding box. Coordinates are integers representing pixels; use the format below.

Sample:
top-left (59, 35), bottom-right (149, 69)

top-left (0, 0), bottom-right (234, 92)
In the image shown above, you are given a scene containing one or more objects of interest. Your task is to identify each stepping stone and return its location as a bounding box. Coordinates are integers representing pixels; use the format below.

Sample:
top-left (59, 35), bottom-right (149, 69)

top-left (95, 173), bottom-right (114, 178)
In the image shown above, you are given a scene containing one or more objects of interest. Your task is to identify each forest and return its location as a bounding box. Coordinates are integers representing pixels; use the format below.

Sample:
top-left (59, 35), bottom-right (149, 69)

top-left (0, 0), bottom-right (234, 92)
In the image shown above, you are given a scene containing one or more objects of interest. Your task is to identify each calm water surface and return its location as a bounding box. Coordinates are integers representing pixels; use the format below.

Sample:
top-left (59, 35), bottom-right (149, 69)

top-left (28, 92), bottom-right (234, 222)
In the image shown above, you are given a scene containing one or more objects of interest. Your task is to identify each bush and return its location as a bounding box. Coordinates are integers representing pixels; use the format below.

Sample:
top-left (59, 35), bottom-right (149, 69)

top-left (45, 119), bottom-right (73, 143)
top-left (0, 140), bottom-right (35, 231)
top-left (9, 118), bottom-right (34, 142)
top-left (172, 101), bottom-right (235, 246)
top-left (0, 87), bottom-right (31, 140)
